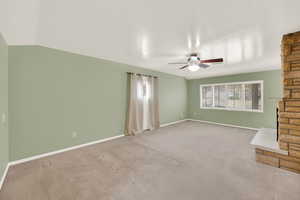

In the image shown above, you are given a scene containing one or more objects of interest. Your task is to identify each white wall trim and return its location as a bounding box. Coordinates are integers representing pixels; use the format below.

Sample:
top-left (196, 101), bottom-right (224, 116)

top-left (1, 118), bottom-right (256, 191)
top-left (0, 163), bottom-right (9, 191)
top-left (9, 135), bottom-right (124, 166)
top-left (8, 118), bottom-right (256, 167)
top-left (160, 119), bottom-right (187, 127)
top-left (186, 118), bottom-right (260, 131)
top-left (9, 119), bottom-right (187, 167)
top-left (2, 135), bottom-right (125, 191)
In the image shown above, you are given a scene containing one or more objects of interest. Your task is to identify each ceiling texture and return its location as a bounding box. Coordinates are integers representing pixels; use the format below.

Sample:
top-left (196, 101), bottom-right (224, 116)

top-left (1, 0), bottom-right (300, 79)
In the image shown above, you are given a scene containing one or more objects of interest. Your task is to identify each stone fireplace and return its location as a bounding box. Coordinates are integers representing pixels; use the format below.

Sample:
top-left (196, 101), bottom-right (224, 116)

top-left (252, 31), bottom-right (300, 173)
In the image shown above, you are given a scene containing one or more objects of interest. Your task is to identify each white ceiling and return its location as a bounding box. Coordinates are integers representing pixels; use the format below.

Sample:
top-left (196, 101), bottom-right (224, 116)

top-left (1, 0), bottom-right (300, 79)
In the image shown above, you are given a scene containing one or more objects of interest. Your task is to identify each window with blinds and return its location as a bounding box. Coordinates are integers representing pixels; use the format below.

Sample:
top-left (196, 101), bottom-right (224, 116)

top-left (200, 81), bottom-right (263, 112)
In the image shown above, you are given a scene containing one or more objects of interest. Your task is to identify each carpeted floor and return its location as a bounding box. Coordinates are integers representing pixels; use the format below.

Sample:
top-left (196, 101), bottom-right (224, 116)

top-left (1, 121), bottom-right (299, 200)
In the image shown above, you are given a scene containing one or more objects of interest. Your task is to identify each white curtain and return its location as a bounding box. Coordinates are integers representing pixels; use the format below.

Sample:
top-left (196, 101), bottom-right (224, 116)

top-left (126, 73), bottom-right (160, 136)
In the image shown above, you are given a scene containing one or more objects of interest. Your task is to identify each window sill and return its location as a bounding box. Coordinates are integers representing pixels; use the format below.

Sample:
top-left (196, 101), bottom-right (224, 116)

top-left (200, 107), bottom-right (263, 113)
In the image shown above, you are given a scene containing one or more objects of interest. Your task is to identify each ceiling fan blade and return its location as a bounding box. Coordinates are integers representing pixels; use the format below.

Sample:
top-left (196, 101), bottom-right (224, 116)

top-left (199, 63), bottom-right (210, 68)
top-left (200, 58), bottom-right (223, 63)
top-left (179, 65), bottom-right (189, 70)
top-left (168, 62), bottom-right (188, 65)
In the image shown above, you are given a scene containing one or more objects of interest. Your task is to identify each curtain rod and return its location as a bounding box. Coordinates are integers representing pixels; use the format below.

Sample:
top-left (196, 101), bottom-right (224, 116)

top-left (127, 72), bottom-right (158, 78)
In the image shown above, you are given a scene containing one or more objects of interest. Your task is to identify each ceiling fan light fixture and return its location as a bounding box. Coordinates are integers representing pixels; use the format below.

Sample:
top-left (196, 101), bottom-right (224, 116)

top-left (188, 64), bottom-right (200, 72)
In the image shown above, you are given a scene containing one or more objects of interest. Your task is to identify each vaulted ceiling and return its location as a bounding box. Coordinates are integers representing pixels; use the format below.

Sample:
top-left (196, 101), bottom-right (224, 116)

top-left (1, 0), bottom-right (300, 79)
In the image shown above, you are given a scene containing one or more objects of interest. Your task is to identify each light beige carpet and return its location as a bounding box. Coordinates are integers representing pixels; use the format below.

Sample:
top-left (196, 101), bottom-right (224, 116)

top-left (1, 121), bottom-right (299, 200)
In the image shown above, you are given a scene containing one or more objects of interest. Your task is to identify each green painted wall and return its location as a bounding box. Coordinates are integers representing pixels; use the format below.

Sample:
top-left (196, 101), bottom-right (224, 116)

top-left (8, 46), bottom-right (187, 161)
top-left (7, 45), bottom-right (282, 161)
top-left (0, 34), bottom-right (8, 183)
top-left (187, 70), bottom-right (282, 129)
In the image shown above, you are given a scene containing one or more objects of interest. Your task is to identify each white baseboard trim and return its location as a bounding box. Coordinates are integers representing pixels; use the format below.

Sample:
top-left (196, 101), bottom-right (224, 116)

top-left (0, 163), bottom-right (9, 191)
top-left (9, 119), bottom-right (187, 167)
top-left (160, 119), bottom-right (187, 127)
top-left (9, 135), bottom-right (124, 166)
top-left (0, 118), bottom-right (257, 192)
top-left (9, 119), bottom-right (256, 166)
top-left (0, 118), bottom-right (257, 190)
top-left (0, 134), bottom-right (124, 191)
top-left (186, 118), bottom-right (260, 131)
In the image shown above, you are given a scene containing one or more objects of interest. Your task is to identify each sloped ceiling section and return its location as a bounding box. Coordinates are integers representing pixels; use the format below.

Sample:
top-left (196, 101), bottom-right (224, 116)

top-left (2, 0), bottom-right (300, 79)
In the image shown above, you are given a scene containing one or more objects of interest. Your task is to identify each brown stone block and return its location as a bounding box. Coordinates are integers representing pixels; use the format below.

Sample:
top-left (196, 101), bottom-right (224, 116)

top-left (284, 71), bottom-right (300, 79)
top-left (286, 106), bottom-right (300, 112)
top-left (292, 42), bottom-right (300, 50)
top-left (279, 123), bottom-right (300, 131)
top-left (262, 151), bottom-right (276, 157)
top-left (291, 52), bottom-right (300, 57)
top-left (290, 151), bottom-right (300, 159)
top-left (292, 43), bottom-right (300, 47)
top-left (285, 101), bottom-right (300, 107)
top-left (285, 85), bottom-right (300, 90)
top-left (290, 143), bottom-right (300, 150)
top-left (284, 79), bottom-right (292, 86)
top-left (280, 159), bottom-right (300, 171)
top-left (284, 79), bottom-right (287, 86)
top-left (256, 153), bottom-right (279, 167)
top-left (277, 153), bottom-right (300, 163)
top-left (291, 91), bottom-right (300, 99)
top-left (291, 62), bottom-right (300, 71)
top-left (279, 128), bottom-right (289, 135)
top-left (289, 144), bottom-right (300, 158)
top-left (293, 78), bottom-right (300, 85)
top-left (286, 54), bottom-right (300, 62)
top-left (284, 90), bottom-right (291, 98)
top-left (280, 134), bottom-right (300, 144)
top-left (279, 141), bottom-right (289, 151)
top-left (290, 119), bottom-right (300, 125)
top-left (255, 148), bottom-right (264, 154)
top-left (280, 112), bottom-right (300, 119)
top-left (290, 130), bottom-right (300, 136)
top-left (263, 149), bottom-right (300, 163)
top-left (282, 44), bottom-right (291, 56)
top-left (283, 63), bottom-right (290, 71)
top-left (282, 35), bottom-right (294, 45)
top-left (278, 101), bottom-right (285, 112)
top-left (279, 118), bottom-right (289, 124)
top-left (283, 33), bottom-right (300, 47)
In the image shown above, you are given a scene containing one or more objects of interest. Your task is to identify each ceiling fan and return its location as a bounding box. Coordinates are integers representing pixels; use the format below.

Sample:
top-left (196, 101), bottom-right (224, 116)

top-left (168, 53), bottom-right (224, 72)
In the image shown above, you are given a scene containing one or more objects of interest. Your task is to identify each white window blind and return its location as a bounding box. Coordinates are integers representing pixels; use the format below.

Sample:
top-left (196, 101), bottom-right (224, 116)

top-left (200, 80), bottom-right (263, 112)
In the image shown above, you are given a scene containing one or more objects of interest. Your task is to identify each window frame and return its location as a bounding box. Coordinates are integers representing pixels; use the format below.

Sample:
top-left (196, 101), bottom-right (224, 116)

top-left (200, 80), bottom-right (264, 113)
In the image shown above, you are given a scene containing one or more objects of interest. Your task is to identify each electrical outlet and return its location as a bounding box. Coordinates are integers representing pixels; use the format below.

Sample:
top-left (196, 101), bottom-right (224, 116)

top-left (72, 131), bottom-right (78, 138)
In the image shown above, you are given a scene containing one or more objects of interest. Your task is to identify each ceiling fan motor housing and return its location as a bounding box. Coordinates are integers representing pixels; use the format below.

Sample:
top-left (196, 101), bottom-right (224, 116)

top-left (169, 52), bottom-right (223, 71)
top-left (188, 54), bottom-right (200, 66)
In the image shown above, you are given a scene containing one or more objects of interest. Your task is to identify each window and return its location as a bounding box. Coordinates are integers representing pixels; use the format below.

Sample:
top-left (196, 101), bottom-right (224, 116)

top-left (137, 78), bottom-right (151, 100)
top-left (200, 80), bottom-right (263, 112)
top-left (202, 86), bottom-right (213, 107)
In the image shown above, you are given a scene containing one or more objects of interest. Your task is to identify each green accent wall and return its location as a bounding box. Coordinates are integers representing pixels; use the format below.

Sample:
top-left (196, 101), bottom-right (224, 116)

top-left (187, 70), bottom-right (282, 129)
top-left (0, 34), bottom-right (9, 183)
top-left (8, 46), bottom-right (187, 161)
